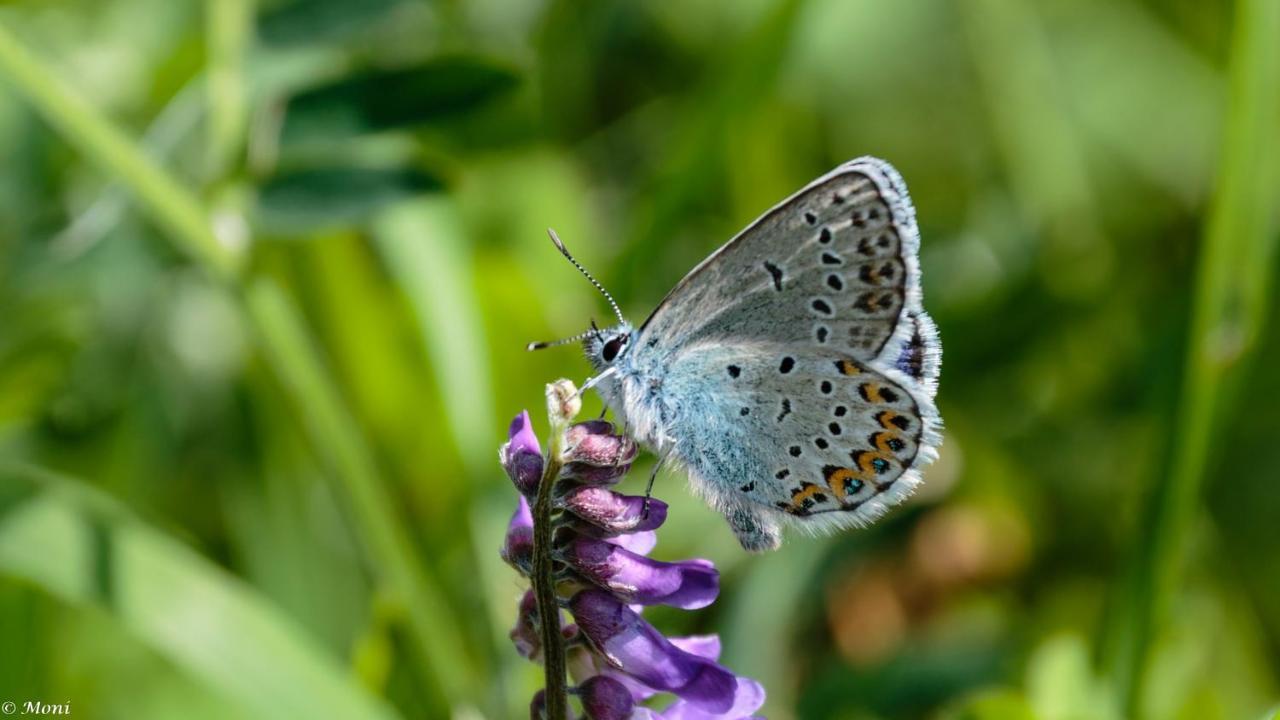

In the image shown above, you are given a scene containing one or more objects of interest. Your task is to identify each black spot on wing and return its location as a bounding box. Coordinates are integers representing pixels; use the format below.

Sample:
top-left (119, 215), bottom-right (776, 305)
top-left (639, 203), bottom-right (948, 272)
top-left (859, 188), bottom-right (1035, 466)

top-left (763, 261), bottom-right (784, 291)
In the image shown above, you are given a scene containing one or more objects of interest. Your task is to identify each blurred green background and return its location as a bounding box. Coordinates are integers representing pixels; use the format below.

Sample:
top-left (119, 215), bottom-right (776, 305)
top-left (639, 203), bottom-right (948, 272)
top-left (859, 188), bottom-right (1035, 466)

top-left (1, 0), bottom-right (1278, 718)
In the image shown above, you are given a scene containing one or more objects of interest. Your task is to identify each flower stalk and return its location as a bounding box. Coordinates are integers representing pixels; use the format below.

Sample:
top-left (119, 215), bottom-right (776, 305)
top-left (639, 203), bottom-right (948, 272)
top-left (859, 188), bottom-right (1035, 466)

top-left (533, 380), bottom-right (580, 719)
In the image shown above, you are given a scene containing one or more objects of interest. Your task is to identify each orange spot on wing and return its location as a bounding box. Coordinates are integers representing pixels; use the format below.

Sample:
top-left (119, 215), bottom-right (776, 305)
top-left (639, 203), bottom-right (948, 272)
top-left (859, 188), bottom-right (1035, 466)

top-left (823, 466), bottom-right (865, 501)
top-left (877, 410), bottom-right (904, 430)
top-left (837, 359), bottom-right (861, 376)
top-left (860, 383), bottom-right (886, 404)
top-left (871, 431), bottom-right (900, 454)
top-left (792, 484), bottom-right (825, 504)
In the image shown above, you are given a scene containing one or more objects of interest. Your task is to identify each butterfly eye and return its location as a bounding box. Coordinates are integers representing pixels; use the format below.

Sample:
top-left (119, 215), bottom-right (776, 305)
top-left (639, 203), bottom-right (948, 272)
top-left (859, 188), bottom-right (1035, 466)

top-left (601, 335), bottom-right (627, 363)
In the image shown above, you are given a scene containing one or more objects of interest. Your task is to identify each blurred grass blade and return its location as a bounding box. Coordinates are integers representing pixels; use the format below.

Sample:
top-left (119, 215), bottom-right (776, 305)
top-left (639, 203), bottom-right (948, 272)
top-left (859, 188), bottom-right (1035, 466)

top-left (372, 198), bottom-right (493, 473)
top-left (0, 465), bottom-right (402, 720)
top-left (0, 22), bottom-right (238, 279)
top-left (1106, 0), bottom-right (1280, 712)
top-left (207, 0), bottom-right (253, 177)
top-left (244, 279), bottom-right (477, 707)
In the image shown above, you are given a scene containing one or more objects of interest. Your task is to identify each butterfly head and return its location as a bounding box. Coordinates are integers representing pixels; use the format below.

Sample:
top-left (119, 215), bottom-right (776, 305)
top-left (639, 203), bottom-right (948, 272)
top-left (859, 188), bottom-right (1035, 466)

top-left (583, 321), bottom-right (636, 372)
top-left (526, 228), bottom-right (635, 370)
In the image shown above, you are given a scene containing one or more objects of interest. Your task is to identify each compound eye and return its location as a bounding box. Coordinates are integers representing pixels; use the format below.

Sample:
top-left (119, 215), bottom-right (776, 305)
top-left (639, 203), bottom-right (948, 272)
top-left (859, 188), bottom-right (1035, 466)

top-left (601, 336), bottom-right (626, 363)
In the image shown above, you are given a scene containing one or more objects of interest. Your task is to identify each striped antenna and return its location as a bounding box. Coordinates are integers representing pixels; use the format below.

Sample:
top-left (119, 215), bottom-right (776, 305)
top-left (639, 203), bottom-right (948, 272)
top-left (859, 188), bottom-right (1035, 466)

top-left (526, 329), bottom-right (594, 352)
top-left (547, 228), bottom-right (626, 325)
top-left (526, 318), bottom-right (601, 352)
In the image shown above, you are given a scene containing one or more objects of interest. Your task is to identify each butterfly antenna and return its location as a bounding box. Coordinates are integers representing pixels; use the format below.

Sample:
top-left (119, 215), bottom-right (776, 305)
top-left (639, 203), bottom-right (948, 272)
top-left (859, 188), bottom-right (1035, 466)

top-left (548, 228), bottom-right (626, 325)
top-left (526, 329), bottom-right (594, 352)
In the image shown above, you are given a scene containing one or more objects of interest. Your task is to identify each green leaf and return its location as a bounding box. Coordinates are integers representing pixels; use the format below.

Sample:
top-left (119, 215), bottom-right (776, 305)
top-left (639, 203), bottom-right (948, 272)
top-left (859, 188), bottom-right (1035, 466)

top-left (282, 57), bottom-right (520, 144)
top-left (256, 165), bottom-right (443, 233)
top-left (0, 465), bottom-right (402, 720)
top-left (258, 0), bottom-right (404, 46)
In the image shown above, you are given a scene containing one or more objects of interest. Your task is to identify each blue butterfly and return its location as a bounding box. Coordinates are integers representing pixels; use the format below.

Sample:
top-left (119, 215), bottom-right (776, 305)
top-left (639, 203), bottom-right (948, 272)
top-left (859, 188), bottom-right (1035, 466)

top-left (532, 157), bottom-right (941, 551)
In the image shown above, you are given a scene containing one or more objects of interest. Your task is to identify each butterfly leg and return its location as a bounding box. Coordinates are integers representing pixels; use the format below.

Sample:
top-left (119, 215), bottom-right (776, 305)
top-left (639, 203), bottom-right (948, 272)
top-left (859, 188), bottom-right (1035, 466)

top-left (642, 441), bottom-right (676, 519)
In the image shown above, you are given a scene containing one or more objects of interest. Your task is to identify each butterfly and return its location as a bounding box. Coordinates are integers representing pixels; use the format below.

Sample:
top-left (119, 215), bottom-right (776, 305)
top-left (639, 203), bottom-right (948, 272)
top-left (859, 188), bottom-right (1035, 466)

top-left (531, 157), bottom-right (941, 551)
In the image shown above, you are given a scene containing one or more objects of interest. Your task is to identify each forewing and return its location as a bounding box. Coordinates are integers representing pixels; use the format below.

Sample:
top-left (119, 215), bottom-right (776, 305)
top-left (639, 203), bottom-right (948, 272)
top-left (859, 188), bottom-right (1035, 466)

top-left (640, 157), bottom-right (924, 367)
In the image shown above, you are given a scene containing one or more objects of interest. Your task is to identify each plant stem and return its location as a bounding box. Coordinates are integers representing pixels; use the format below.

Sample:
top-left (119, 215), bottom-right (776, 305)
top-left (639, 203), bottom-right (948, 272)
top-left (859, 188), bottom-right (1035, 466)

top-left (533, 387), bottom-right (573, 720)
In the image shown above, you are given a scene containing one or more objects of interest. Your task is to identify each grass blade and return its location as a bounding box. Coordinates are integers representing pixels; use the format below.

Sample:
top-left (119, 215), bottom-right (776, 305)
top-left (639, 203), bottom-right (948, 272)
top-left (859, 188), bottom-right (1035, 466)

top-left (245, 279), bottom-right (478, 709)
top-left (1105, 0), bottom-right (1280, 711)
top-left (0, 22), bottom-right (238, 279)
top-left (0, 465), bottom-right (402, 720)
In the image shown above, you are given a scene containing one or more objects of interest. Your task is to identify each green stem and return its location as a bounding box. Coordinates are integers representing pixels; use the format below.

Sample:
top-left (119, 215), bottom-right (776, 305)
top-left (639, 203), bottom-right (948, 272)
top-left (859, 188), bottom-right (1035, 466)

top-left (532, 383), bottom-right (574, 720)
top-left (1107, 0), bottom-right (1280, 712)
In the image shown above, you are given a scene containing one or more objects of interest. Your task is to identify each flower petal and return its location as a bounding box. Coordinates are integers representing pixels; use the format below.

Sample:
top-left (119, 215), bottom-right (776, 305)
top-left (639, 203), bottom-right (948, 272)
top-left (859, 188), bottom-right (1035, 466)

top-left (669, 635), bottom-right (721, 662)
top-left (561, 486), bottom-right (668, 534)
top-left (501, 411), bottom-right (545, 496)
top-left (562, 536), bottom-right (719, 609)
top-left (605, 529), bottom-right (657, 556)
top-left (657, 680), bottom-right (767, 719)
top-left (569, 590), bottom-right (740, 713)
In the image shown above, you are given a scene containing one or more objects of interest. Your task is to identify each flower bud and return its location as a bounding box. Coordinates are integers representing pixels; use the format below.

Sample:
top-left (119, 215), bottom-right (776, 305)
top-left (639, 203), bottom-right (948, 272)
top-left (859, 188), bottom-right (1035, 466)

top-left (565, 421), bottom-right (637, 465)
top-left (562, 421), bottom-right (637, 485)
top-left (501, 411), bottom-right (544, 496)
top-left (510, 590), bottom-right (541, 660)
top-left (529, 690), bottom-right (547, 719)
top-left (547, 379), bottom-right (582, 426)
top-left (561, 486), bottom-right (667, 534)
top-left (577, 675), bottom-right (634, 720)
top-left (501, 496), bottom-right (534, 575)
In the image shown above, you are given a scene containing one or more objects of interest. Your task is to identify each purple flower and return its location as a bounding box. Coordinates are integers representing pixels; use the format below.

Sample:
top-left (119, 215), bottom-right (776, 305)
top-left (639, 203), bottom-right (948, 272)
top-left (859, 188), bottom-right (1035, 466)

top-left (561, 486), bottom-right (668, 535)
top-left (502, 495), bottom-right (534, 575)
top-left (559, 536), bottom-right (719, 609)
top-left (502, 411), bottom-right (545, 496)
top-left (562, 421), bottom-right (637, 485)
top-left (499, 405), bottom-right (765, 718)
top-left (570, 590), bottom-right (762, 716)
top-left (510, 589), bottom-right (580, 664)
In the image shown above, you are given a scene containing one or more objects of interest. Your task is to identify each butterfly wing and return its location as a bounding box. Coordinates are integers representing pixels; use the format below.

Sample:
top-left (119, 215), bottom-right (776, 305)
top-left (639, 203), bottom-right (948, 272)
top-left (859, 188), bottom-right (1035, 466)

top-left (656, 340), bottom-right (940, 550)
top-left (629, 157), bottom-right (941, 550)
top-left (640, 157), bottom-right (926, 366)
